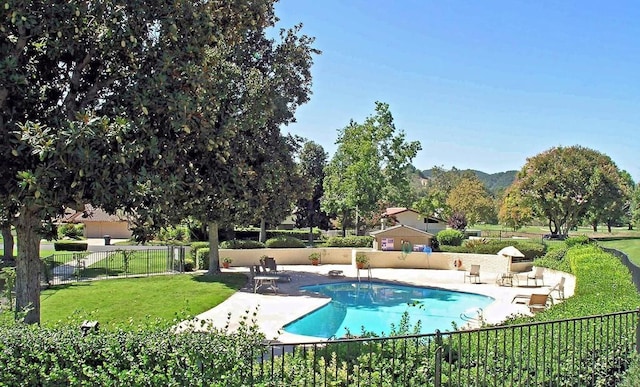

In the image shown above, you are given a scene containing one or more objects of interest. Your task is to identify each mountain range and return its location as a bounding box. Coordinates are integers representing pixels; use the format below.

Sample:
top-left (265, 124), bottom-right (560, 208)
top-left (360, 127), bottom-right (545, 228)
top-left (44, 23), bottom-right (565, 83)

top-left (420, 168), bottom-right (518, 193)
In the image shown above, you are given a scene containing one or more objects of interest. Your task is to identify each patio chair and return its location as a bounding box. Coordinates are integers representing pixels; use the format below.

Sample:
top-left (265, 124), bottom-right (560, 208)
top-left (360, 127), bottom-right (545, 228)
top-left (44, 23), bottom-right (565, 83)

top-left (263, 257), bottom-right (278, 274)
top-left (525, 267), bottom-right (544, 286)
top-left (527, 293), bottom-right (552, 313)
top-left (550, 277), bottom-right (566, 299)
top-left (464, 264), bottom-right (481, 284)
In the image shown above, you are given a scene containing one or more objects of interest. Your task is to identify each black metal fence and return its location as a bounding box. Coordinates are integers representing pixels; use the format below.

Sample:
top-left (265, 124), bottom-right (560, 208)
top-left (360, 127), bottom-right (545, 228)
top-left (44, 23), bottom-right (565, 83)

top-left (42, 247), bottom-right (187, 286)
top-left (256, 309), bottom-right (640, 386)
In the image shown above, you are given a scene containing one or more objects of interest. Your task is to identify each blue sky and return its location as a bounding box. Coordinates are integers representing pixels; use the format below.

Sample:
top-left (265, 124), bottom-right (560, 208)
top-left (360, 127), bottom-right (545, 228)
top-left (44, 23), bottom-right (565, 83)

top-left (274, 0), bottom-right (640, 180)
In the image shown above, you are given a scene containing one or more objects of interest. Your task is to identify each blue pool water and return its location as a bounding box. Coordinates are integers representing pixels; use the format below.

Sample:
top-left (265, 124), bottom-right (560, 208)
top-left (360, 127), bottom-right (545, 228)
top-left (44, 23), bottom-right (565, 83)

top-left (284, 282), bottom-right (493, 339)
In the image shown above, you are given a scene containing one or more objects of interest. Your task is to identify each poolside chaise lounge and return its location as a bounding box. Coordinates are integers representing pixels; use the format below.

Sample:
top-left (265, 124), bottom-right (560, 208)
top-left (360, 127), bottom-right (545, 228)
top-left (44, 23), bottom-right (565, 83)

top-left (464, 264), bottom-right (481, 284)
top-left (512, 292), bottom-right (553, 313)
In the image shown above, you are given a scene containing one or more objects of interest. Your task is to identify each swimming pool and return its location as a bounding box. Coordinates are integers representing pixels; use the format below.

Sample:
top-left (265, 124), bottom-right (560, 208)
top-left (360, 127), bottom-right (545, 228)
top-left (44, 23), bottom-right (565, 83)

top-left (283, 281), bottom-right (493, 339)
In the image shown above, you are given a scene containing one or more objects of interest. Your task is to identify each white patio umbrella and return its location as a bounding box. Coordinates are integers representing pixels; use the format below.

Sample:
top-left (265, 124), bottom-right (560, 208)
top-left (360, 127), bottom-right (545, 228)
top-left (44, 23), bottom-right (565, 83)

top-left (497, 246), bottom-right (525, 258)
top-left (497, 246), bottom-right (525, 276)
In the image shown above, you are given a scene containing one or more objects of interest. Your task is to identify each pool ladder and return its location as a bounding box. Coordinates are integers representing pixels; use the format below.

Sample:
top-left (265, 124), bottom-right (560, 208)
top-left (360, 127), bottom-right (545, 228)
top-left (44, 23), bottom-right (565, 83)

top-left (357, 264), bottom-right (372, 283)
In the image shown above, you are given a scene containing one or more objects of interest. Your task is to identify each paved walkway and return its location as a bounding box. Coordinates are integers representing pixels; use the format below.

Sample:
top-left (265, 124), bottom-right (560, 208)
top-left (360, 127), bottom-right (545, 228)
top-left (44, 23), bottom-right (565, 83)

top-left (50, 251), bottom-right (116, 281)
top-left (184, 265), bottom-right (574, 343)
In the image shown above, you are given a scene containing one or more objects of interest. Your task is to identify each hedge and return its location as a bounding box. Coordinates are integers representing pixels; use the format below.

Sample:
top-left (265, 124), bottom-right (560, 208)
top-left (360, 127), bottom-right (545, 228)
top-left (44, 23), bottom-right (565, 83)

top-left (218, 239), bottom-right (265, 249)
top-left (234, 228), bottom-right (322, 241)
top-left (324, 236), bottom-right (373, 248)
top-left (53, 242), bottom-right (88, 251)
top-left (0, 317), bottom-right (266, 386)
top-left (436, 229), bottom-right (464, 246)
top-left (439, 239), bottom-right (546, 259)
top-left (264, 236), bottom-right (306, 248)
top-left (189, 241), bottom-right (209, 262)
top-left (196, 248), bottom-right (210, 271)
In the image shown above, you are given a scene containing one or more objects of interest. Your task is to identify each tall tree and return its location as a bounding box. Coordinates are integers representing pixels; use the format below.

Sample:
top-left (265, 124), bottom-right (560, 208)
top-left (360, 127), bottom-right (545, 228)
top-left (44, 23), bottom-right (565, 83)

top-left (513, 145), bottom-right (627, 236)
top-left (498, 184), bottom-right (533, 231)
top-left (294, 141), bottom-right (330, 245)
top-left (245, 133), bottom-right (304, 243)
top-left (322, 102), bottom-right (421, 235)
top-left (445, 175), bottom-right (496, 225)
top-left (1, 0), bottom-right (316, 322)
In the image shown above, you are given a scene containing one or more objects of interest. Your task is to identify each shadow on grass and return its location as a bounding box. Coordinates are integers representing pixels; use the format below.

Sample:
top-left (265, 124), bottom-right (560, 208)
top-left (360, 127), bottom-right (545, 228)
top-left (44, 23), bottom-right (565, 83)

top-left (191, 272), bottom-right (247, 289)
top-left (41, 282), bottom-right (93, 301)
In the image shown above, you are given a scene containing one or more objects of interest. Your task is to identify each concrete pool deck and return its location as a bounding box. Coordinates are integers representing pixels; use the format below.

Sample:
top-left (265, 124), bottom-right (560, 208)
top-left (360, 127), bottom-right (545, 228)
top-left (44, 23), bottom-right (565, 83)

top-left (190, 265), bottom-right (574, 343)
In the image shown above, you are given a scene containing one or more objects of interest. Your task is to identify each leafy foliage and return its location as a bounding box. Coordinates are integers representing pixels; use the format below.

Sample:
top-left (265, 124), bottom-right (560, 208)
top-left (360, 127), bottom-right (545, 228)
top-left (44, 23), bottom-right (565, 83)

top-left (264, 236), bottom-right (306, 248)
top-left (294, 141), bottom-right (331, 242)
top-left (322, 102), bottom-right (421, 236)
top-left (435, 229), bottom-right (464, 246)
top-left (324, 236), bottom-right (374, 248)
top-left (56, 224), bottom-right (84, 240)
top-left (447, 211), bottom-right (468, 231)
top-left (218, 240), bottom-right (265, 250)
top-left (445, 175), bottom-right (496, 225)
top-left (1, 0), bottom-right (318, 322)
top-left (0, 314), bottom-right (267, 385)
top-left (512, 146), bottom-right (630, 236)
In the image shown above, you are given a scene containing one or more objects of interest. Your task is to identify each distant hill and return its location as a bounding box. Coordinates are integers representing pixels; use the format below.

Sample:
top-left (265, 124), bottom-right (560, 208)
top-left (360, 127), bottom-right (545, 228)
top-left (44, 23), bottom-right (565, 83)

top-left (420, 168), bottom-right (517, 193)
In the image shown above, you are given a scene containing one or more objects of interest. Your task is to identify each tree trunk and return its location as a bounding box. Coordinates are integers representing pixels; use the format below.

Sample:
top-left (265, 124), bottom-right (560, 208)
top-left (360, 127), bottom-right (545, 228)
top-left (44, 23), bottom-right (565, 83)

top-left (14, 206), bottom-right (42, 324)
top-left (592, 222), bottom-right (598, 232)
top-left (259, 218), bottom-right (267, 243)
top-left (308, 225), bottom-right (313, 246)
top-left (607, 220), bottom-right (612, 233)
top-left (2, 224), bottom-right (13, 259)
top-left (207, 221), bottom-right (220, 275)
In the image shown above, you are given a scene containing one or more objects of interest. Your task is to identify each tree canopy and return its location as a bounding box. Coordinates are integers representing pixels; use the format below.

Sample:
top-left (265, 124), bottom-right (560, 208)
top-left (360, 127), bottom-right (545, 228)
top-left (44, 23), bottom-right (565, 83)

top-left (1, 0), bottom-right (317, 322)
top-left (322, 102), bottom-right (421, 235)
top-left (294, 141), bottom-right (330, 244)
top-left (511, 145), bottom-right (629, 235)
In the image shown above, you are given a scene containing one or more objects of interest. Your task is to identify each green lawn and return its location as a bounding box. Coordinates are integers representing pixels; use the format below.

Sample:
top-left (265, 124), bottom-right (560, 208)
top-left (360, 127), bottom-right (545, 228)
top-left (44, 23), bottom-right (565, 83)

top-left (40, 273), bottom-right (247, 328)
top-left (598, 239), bottom-right (640, 266)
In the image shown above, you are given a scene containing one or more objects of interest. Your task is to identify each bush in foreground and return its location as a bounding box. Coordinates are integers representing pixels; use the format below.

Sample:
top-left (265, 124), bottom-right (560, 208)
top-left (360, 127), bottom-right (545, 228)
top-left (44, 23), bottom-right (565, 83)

top-left (0, 315), bottom-right (266, 386)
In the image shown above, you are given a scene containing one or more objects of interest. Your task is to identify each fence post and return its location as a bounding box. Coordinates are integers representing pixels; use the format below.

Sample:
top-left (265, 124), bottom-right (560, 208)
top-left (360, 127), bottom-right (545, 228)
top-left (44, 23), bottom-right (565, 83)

top-left (636, 308), bottom-right (640, 354)
top-left (434, 330), bottom-right (443, 387)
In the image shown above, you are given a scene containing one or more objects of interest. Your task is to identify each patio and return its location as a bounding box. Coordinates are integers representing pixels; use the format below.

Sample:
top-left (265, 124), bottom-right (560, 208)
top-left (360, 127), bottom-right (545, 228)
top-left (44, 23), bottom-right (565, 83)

top-left (189, 265), bottom-right (574, 343)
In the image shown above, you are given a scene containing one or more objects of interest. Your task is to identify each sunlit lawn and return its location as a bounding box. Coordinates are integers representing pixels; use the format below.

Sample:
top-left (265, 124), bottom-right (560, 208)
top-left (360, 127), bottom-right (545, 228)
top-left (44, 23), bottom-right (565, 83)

top-left (40, 273), bottom-right (247, 328)
top-left (598, 239), bottom-right (640, 266)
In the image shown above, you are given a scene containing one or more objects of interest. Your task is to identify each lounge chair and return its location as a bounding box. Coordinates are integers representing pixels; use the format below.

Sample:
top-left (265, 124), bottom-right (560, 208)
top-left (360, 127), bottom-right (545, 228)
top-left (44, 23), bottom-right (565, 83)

top-left (550, 277), bottom-right (566, 299)
top-left (525, 267), bottom-right (544, 286)
top-left (512, 292), bottom-right (553, 313)
top-left (464, 264), bottom-right (481, 284)
top-left (527, 293), bottom-right (551, 313)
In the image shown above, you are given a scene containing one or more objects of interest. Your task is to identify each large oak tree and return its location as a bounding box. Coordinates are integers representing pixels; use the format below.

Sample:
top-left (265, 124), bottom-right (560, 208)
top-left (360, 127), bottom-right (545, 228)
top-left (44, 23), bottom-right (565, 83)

top-left (1, 0), bottom-right (316, 322)
top-left (512, 145), bottom-right (628, 236)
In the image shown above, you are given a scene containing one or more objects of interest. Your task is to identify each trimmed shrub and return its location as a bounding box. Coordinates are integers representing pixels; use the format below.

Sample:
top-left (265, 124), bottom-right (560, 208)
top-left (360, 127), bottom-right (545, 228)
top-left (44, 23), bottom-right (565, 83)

top-left (189, 242), bottom-right (209, 261)
top-left (196, 248), bottom-right (210, 270)
top-left (54, 242), bottom-right (88, 251)
top-left (234, 228), bottom-right (323, 241)
top-left (436, 229), bottom-right (464, 246)
top-left (265, 236), bottom-right (305, 248)
top-left (0, 314), bottom-right (267, 386)
top-left (324, 236), bottom-right (374, 248)
top-left (564, 235), bottom-right (591, 247)
top-left (219, 239), bottom-right (265, 249)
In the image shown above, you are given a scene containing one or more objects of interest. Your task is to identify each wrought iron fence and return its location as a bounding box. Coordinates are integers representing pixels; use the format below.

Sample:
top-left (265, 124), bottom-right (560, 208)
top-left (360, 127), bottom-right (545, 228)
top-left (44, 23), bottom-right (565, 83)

top-left (253, 309), bottom-right (640, 386)
top-left (41, 247), bottom-right (186, 286)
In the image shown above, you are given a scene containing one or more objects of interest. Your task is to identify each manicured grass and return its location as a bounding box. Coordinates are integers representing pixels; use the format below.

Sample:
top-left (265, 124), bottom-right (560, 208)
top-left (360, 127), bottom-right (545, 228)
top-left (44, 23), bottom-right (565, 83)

top-left (598, 238), bottom-right (640, 266)
top-left (40, 273), bottom-right (247, 328)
